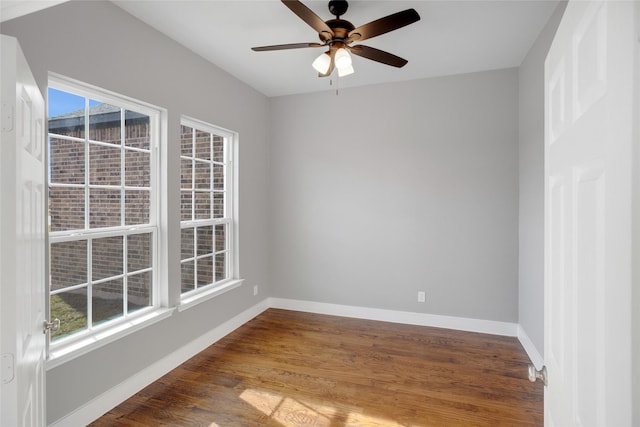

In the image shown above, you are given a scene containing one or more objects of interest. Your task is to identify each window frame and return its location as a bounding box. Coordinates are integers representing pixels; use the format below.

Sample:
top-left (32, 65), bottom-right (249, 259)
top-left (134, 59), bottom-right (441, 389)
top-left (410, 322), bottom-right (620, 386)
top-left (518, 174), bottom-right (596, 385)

top-left (46, 73), bottom-right (171, 367)
top-left (178, 116), bottom-right (241, 310)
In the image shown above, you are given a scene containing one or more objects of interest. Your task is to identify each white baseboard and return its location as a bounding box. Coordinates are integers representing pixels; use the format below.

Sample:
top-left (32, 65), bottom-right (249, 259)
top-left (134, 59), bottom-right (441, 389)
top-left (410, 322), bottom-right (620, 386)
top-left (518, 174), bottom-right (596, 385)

top-left (50, 297), bottom-right (538, 426)
top-left (268, 297), bottom-right (519, 337)
top-left (517, 324), bottom-right (544, 369)
top-left (49, 299), bottom-right (270, 427)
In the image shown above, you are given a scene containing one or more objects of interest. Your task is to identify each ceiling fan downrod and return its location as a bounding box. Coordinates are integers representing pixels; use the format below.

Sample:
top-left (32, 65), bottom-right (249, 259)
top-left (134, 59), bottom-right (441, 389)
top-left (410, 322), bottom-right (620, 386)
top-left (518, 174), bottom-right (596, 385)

top-left (328, 0), bottom-right (348, 19)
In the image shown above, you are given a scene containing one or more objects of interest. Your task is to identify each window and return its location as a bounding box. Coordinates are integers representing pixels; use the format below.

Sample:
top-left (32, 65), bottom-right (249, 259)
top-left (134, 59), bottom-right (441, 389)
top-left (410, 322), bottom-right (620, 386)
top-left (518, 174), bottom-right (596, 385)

top-left (45, 75), bottom-right (240, 363)
top-left (47, 76), bottom-right (161, 345)
top-left (180, 117), bottom-right (236, 300)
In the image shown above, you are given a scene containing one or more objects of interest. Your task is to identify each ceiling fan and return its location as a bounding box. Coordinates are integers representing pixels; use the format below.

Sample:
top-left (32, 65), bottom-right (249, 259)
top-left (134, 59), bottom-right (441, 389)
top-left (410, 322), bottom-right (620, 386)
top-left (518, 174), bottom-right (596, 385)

top-left (251, 0), bottom-right (420, 77)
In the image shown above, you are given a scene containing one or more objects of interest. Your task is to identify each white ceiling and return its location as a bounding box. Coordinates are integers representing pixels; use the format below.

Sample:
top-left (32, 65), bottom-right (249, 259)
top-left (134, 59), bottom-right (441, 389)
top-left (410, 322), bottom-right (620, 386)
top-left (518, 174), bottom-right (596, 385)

top-left (3, 0), bottom-right (560, 98)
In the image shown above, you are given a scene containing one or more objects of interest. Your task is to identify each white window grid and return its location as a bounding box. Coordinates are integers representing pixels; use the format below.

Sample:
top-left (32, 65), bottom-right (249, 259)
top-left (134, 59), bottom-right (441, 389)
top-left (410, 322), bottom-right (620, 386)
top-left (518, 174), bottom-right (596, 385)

top-left (48, 75), bottom-right (161, 348)
top-left (180, 117), bottom-right (235, 296)
top-left (49, 228), bottom-right (156, 332)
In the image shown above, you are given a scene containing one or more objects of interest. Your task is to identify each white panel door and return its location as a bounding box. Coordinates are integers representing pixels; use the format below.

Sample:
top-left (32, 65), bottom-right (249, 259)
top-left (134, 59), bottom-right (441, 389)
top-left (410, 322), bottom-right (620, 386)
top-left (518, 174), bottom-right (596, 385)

top-left (544, 1), bottom-right (636, 426)
top-left (0, 35), bottom-right (47, 427)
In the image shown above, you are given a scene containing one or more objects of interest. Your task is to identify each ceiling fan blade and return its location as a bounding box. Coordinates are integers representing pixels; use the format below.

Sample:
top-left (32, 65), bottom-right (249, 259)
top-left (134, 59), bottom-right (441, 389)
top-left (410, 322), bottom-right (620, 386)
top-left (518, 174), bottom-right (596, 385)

top-left (349, 45), bottom-right (408, 68)
top-left (348, 9), bottom-right (420, 42)
top-left (282, 0), bottom-right (334, 38)
top-left (252, 42), bottom-right (324, 52)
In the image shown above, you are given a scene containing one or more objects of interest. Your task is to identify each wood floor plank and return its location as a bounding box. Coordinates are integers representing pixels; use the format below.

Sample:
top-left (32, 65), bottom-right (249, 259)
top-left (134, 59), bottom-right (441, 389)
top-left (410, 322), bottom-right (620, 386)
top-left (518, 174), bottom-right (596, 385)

top-left (90, 309), bottom-right (543, 426)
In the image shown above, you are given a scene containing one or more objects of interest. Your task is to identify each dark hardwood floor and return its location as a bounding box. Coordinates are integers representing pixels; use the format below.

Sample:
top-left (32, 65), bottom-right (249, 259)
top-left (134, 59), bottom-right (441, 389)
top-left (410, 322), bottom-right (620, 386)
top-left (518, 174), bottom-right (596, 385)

top-left (90, 308), bottom-right (543, 426)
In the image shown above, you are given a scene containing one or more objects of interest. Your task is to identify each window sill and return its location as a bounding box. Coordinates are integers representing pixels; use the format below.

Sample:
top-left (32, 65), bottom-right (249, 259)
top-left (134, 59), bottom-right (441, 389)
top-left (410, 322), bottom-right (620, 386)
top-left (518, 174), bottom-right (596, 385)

top-left (178, 279), bottom-right (244, 312)
top-left (46, 307), bottom-right (175, 370)
top-left (46, 280), bottom-right (243, 369)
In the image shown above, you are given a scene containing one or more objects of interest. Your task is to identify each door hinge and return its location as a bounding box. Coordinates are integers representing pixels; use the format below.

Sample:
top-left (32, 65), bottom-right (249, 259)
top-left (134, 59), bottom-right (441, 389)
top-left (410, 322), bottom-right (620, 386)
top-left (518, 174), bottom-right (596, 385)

top-left (1, 104), bottom-right (14, 132)
top-left (528, 364), bottom-right (548, 387)
top-left (1, 353), bottom-right (15, 384)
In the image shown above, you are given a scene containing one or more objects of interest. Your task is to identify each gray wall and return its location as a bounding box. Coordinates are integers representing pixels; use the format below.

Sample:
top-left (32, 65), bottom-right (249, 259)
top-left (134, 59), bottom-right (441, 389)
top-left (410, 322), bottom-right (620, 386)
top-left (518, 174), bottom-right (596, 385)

top-left (269, 69), bottom-right (519, 322)
top-left (1, 0), bottom-right (567, 423)
top-left (1, 1), bottom-right (270, 424)
top-left (517, 1), bottom-right (566, 356)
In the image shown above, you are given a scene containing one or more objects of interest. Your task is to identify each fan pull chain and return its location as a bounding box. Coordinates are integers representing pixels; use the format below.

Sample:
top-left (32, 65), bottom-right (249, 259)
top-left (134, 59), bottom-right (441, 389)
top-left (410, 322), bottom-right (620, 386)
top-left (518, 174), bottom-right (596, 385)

top-left (328, 76), bottom-right (340, 96)
top-left (328, 77), bottom-right (338, 96)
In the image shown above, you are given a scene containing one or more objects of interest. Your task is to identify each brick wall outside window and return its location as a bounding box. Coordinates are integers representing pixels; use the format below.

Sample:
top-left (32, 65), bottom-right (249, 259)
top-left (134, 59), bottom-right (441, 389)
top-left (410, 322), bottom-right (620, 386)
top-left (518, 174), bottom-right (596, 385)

top-left (48, 101), bottom-right (155, 340)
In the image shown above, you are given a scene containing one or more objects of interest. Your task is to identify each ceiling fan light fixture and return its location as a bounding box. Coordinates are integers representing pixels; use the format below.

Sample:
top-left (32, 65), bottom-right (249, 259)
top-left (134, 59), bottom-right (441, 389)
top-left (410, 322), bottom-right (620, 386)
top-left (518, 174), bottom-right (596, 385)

top-left (252, 1), bottom-right (421, 80)
top-left (334, 47), bottom-right (352, 69)
top-left (312, 52), bottom-right (331, 74)
top-left (338, 64), bottom-right (354, 77)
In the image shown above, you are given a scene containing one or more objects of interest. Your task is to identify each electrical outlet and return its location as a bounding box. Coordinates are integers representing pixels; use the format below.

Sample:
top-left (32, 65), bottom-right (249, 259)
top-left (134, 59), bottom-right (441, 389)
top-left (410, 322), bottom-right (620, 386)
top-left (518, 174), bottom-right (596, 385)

top-left (418, 291), bottom-right (426, 303)
top-left (253, 285), bottom-right (259, 296)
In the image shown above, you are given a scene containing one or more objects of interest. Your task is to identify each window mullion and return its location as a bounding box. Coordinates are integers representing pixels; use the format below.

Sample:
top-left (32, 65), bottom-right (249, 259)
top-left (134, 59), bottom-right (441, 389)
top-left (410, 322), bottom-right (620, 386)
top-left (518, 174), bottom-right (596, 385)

top-left (191, 128), bottom-right (196, 222)
top-left (152, 229), bottom-right (158, 307)
top-left (123, 233), bottom-right (128, 318)
top-left (120, 108), bottom-right (126, 227)
top-left (87, 238), bottom-right (93, 332)
top-left (120, 108), bottom-right (127, 317)
top-left (224, 136), bottom-right (232, 280)
top-left (210, 133), bottom-right (214, 221)
top-left (192, 128), bottom-right (197, 291)
top-left (85, 98), bottom-right (93, 332)
top-left (84, 97), bottom-right (90, 231)
top-left (193, 225), bottom-right (198, 291)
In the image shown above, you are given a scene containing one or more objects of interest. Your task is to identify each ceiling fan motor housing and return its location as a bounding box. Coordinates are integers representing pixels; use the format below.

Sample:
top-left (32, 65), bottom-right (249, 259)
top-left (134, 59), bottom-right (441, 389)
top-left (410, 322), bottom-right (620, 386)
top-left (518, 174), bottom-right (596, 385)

top-left (321, 19), bottom-right (355, 42)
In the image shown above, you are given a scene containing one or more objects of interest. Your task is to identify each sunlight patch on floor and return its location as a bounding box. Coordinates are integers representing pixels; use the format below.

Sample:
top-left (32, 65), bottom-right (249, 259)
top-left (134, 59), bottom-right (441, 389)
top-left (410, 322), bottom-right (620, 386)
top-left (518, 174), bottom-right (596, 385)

top-left (344, 412), bottom-right (407, 427)
top-left (239, 388), bottom-right (407, 427)
top-left (240, 388), bottom-right (335, 426)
